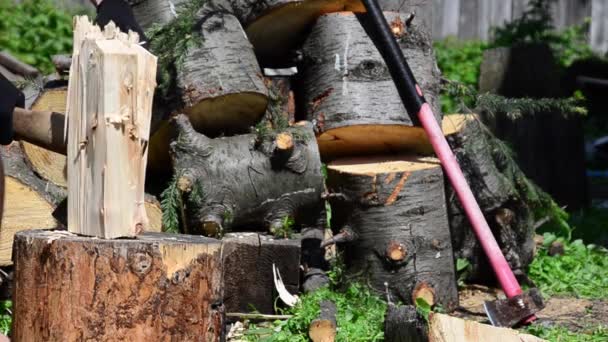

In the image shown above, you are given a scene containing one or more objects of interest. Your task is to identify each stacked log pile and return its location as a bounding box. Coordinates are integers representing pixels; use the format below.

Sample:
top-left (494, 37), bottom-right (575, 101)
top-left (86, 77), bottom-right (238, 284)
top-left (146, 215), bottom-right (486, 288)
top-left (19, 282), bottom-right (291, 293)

top-left (4, 0), bottom-right (548, 339)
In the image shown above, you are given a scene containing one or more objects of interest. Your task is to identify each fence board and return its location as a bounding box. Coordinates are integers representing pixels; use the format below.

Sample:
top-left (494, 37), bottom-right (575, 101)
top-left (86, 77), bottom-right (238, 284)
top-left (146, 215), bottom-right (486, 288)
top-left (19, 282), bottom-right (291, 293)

top-left (591, 0), bottom-right (608, 53)
top-left (433, 0), bottom-right (460, 39)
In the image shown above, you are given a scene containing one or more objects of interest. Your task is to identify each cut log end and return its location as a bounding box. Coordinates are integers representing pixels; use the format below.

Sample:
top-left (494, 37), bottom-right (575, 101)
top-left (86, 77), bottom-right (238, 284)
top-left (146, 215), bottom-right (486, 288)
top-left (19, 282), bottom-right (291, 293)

top-left (386, 240), bottom-right (407, 262)
top-left (309, 300), bottom-right (337, 342)
top-left (318, 125), bottom-right (433, 160)
top-left (185, 92), bottom-right (268, 135)
top-left (275, 132), bottom-right (294, 151)
top-left (328, 154), bottom-right (440, 175)
top-left (412, 282), bottom-right (436, 307)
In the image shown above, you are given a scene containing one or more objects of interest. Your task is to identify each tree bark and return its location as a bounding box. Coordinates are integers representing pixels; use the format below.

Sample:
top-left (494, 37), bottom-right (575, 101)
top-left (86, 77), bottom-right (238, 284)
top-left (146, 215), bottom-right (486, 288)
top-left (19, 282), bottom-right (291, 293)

top-left (326, 155), bottom-right (458, 310)
top-left (384, 304), bottom-right (427, 342)
top-left (170, 114), bottom-right (325, 236)
top-left (0, 51), bottom-right (39, 77)
top-left (309, 300), bottom-right (337, 342)
top-left (443, 114), bottom-right (536, 283)
top-left (130, 0), bottom-right (268, 137)
top-left (180, 12), bottom-right (268, 136)
top-left (299, 12), bottom-right (441, 160)
top-left (12, 230), bottom-right (224, 341)
top-left (66, 17), bottom-right (157, 239)
top-left (222, 232), bottom-right (300, 314)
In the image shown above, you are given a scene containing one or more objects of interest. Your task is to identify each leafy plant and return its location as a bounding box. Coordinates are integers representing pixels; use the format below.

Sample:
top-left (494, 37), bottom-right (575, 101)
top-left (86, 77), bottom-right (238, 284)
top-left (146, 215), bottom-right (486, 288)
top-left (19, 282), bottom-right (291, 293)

top-left (146, 0), bottom-right (206, 98)
top-left (433, 38), bottom-right (488, 113)
top-left (0, 300), bottom-right (10, 336)
top-left (160, 173), bottom-right (183, 233)
top-left (271, 216), bottom-right (295, 239)
top-left (528, 232), bottom-right (608, 299)
top-left (455, 258), bottom-right (471, 287)
top-left (0, 0), bottom-right (73, 74)
top-left (414, 297), bottom-right (432, 322)
top-left (245, 283), bottom-right (386, 341)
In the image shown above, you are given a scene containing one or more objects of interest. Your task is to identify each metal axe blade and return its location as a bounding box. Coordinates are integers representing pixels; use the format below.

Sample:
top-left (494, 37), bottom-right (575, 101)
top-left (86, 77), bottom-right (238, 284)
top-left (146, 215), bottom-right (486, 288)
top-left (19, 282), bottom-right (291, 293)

top-left (483, 288), bottom-right (545, 327)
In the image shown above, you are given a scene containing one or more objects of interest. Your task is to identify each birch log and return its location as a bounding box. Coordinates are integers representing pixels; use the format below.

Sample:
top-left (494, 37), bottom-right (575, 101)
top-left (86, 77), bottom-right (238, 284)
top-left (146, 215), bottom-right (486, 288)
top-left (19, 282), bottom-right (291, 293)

top-left (300, 12), bottom-right (441, 160)
top-left (170, 114), bottom-right (325, 237)
top-left (13, 230), bottom-right (224, 341)
top-left (326, 155), bottom-right (458, 310)
top-left (66, 17), bottom-right (157, 239)
top-left (130, 0), bottom-right (268, 136)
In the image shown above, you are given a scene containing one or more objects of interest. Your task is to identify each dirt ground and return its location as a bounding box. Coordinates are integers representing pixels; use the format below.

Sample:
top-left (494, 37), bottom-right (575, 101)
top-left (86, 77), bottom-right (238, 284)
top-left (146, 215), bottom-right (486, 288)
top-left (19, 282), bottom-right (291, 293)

top-left (454, 284), bottom-right (608, 331)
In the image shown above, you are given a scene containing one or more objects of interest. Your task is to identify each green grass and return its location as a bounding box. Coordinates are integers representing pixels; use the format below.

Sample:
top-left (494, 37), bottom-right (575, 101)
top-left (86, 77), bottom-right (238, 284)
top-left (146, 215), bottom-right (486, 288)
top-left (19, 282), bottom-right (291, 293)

top-left (0, 300), bottom-right (11, 335)
top-left (525, 324), bottom-right (608, 342)
top-left (244, 283), bottom-right (386, 341)
top-left (528, 233), bottom-right (608, 299)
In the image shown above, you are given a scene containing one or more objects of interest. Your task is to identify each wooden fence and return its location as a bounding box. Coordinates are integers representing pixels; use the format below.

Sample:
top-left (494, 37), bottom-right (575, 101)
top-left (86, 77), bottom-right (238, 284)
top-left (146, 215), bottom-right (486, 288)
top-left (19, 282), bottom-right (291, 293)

top-left (431, 0), bottom-right (607, 54)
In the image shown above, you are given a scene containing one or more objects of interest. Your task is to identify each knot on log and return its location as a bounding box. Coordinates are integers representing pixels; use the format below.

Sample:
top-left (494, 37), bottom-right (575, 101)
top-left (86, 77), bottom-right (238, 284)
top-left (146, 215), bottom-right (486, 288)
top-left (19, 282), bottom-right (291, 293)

top-left (386, 241), bottom-right (407, 262)
top-left (412, 282), bottom-right (436, 307)
top-left (129, 252), bottom-right (153, 277)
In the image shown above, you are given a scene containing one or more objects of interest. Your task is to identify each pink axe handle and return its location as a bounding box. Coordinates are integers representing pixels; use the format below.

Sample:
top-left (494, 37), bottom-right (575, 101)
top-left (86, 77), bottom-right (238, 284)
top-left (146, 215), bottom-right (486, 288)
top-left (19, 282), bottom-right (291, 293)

top-left (418, 104), bottom-right (524, 298)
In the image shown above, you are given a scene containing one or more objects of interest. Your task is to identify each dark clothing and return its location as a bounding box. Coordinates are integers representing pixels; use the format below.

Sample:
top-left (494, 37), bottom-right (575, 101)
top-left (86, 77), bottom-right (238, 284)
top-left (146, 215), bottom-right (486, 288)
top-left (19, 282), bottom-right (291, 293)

top-left (95, 0), bottom-right (149, 49)
top-left (0, 73), bottom-right (25, 145)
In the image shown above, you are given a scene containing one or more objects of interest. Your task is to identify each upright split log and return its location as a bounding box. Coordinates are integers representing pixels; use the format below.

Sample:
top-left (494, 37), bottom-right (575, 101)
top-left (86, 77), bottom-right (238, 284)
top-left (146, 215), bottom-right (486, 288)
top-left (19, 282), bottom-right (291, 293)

top-left (309, 300), bottom-right (337, 342)
top-left (300, 12), bottom-right (441, 160)
top-left (66, 18), bottom-right (157, 238)
top-left (443, 114), bottom-right (536, 283)
top-left (13, 230), bottom-right (224, 341)
top-left (170, 114), bottom-right (325, 236)
top-left (222, 232), bottom-right (300, 314)
top-left (326, 155), bottom-right (458, 310)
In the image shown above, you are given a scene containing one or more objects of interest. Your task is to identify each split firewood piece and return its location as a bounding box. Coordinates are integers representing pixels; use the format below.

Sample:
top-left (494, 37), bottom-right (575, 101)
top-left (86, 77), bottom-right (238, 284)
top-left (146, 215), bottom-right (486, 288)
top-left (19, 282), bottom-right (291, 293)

top-left (130, 0), bottom-right (268, 136)
top-left (309, 300), bottom-right (337, 342)
top-left (385, 304), bottom-right (546, 342)
top-left (222, 232), bottom-right (300, 314)
top-left (66, 17), bottom-right (157, 238)
top-left (12, 230), bottom-right (224, 341)
top-left (300, 12), bottom-right (442, 160)
top-left (0, 143), bottom-right (64, 266)
top-left (442, 114), bottom-right (536, 283)
top-left (17, 86), bottom-right (172, 181)
top-left (170, 114), bottom-right (325, 237)
top-left (326, 155), bottom-right (458, 310)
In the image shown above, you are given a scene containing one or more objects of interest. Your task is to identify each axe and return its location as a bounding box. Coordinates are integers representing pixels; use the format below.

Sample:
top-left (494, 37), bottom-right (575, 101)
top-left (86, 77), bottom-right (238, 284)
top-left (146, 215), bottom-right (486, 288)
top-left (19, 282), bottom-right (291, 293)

top-left (356, 0), bottom-right (544, 327)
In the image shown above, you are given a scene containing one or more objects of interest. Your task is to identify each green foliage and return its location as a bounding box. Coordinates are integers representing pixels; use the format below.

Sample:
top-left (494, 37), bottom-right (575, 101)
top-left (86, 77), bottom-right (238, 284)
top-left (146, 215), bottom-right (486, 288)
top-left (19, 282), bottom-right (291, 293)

top-left (0, 0), bottom-right (73, 74)
top-left (146, 0), bottom-right (206, 98)
top-left (455, 258), bottom-right (471, 287)
top-left (528, 232), bottom-right (608, 299)
top-left (414, 297), bottom-right (431, 322)
top-left (0, 300), bottom-right (10, 336)
top-left (271, 216), bottom-right (295, 239)
top-left (526, 324), bottom-right (608, 342)
top-left (433, 38), bottom-right (488, 113)
top-left (245, 283), bottom-right (386, 341)
top-left (492, 0), bottom-right (597, 68)
top-left (160, 174), bottom-right (183, 233)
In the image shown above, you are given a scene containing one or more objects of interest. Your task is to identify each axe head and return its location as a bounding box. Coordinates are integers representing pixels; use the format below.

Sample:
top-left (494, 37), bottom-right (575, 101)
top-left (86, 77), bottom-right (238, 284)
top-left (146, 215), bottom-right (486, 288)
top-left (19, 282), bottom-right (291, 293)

top-left (483, 288), bottom-right (545, 328)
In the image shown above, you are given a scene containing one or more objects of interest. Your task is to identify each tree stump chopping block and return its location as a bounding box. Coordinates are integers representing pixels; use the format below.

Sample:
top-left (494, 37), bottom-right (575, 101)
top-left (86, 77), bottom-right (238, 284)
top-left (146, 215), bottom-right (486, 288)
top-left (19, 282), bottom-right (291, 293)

top-left (222, 233), bottom-right (300, 315)
top-left (13, 230), bottom-right (224, 341)
top-left (300, 12), bottom-right (442, 160)
top-left (326, 155), bottom-right (458, 310)
top-left (170, 114), bottom-right (325, 237)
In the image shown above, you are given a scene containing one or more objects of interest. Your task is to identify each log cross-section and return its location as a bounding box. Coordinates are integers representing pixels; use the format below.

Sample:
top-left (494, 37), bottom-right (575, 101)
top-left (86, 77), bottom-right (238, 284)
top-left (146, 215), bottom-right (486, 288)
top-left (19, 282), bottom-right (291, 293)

top-left (66, 17), bottom-right (157, 238)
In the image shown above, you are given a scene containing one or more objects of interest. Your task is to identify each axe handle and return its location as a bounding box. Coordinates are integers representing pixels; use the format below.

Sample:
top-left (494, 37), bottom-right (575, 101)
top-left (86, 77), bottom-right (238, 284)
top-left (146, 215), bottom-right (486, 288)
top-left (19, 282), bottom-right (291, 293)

top-left (12, 107), bottom-right (66, 155)
top-left (358, 0), bottom-right (534, 320)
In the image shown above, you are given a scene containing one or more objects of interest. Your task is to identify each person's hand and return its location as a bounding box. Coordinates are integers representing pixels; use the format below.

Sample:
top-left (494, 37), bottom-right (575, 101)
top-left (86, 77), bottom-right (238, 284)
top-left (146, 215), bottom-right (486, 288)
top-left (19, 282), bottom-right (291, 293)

top-left (94, 0), bottom-right (149, 49)
top-left (0, 73), bottom-right (25, 145)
